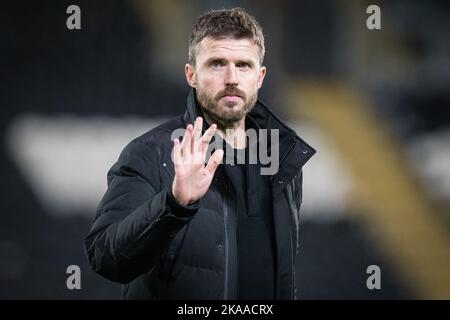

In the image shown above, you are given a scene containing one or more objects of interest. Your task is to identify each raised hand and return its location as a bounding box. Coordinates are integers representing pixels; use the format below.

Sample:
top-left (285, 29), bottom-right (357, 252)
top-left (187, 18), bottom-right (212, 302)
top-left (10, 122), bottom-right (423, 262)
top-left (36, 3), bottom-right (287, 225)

top-left (171, 117), bottom-right (224, 206)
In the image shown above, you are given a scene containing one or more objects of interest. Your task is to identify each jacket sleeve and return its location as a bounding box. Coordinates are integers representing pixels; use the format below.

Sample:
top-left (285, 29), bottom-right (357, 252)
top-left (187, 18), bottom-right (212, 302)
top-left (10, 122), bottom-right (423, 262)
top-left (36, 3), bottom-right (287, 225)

top-left (84, 139), bottom-right (197, 284)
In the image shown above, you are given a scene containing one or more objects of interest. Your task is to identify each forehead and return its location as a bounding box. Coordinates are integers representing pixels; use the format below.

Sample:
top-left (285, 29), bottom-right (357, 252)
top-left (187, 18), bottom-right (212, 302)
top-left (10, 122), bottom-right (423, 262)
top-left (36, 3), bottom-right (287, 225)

top-left (196, 37), bottom-right (260, 63)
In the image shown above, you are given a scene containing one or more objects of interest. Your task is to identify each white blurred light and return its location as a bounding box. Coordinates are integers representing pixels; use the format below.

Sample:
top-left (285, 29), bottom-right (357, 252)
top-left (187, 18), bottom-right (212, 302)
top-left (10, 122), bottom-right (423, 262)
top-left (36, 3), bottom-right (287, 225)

top-left (288, 121), bottom-right (354, 219)
top-left (407, 128), bottom-right (450, 202)
top-left (6, 114), bottom-right (167, 217)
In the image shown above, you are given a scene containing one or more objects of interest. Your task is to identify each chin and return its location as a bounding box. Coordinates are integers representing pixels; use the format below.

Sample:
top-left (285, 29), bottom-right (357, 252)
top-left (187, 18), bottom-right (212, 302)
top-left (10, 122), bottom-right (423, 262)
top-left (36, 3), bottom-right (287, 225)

top-left (219, 100), bottom-right (244, 110)
top-left (222, 107), bottom-right (244, 118)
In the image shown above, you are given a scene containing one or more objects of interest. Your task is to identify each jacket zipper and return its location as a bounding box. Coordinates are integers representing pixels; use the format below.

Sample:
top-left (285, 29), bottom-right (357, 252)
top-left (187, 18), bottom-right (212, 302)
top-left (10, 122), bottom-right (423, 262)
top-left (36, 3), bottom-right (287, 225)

top-left (285, 185), bottom-right (298, 300)
top-left (290, 223), bottom-right (295, 299)
top-left (277, 139), bottom-right (297, 299)
top-left (223, 197), bottom-right (229, 300)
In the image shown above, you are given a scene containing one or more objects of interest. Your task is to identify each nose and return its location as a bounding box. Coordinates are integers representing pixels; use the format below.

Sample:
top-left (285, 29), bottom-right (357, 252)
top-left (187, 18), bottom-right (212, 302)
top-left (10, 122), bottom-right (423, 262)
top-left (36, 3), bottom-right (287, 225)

top-left (224, 64), bottom-right (239, 86)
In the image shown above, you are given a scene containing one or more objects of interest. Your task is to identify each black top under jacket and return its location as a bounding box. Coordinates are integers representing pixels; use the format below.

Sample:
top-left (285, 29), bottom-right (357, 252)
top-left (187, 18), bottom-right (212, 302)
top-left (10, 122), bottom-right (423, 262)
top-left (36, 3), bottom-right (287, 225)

top-left (223, 130), bottom-right (276, 299)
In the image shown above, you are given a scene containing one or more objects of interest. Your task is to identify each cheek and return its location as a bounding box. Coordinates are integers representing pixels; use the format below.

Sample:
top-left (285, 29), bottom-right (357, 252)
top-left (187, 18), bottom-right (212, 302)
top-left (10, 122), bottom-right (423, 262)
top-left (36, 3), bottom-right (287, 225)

top-left (198, 74), bottom-right (221, 92)
top-left (241, 73), bottom-right (260, 91)
top-left (240, 70), bottom-right (259, 81)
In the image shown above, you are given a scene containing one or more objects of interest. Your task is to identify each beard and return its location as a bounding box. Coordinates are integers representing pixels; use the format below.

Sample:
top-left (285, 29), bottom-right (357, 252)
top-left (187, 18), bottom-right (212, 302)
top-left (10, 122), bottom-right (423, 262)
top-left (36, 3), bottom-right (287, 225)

top-left (196, 86), bottom-right (258, 130)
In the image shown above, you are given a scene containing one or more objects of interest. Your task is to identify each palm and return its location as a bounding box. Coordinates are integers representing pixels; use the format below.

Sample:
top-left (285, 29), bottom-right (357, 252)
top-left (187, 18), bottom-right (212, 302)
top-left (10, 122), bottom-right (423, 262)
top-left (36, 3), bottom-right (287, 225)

top-left (172, 117), bottom-right (223, 206)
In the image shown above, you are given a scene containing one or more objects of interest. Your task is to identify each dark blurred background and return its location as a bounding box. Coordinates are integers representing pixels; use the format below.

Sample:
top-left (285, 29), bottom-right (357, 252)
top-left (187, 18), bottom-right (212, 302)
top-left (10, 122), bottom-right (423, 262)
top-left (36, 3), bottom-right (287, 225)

top-left (1, 0), bottom-right (449, 299)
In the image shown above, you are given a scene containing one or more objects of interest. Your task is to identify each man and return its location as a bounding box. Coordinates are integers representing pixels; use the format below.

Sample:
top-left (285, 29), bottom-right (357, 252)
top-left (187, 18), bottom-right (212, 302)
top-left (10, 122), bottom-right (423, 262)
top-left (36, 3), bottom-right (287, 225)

top-left (85, 7), bottom-right (315, 300)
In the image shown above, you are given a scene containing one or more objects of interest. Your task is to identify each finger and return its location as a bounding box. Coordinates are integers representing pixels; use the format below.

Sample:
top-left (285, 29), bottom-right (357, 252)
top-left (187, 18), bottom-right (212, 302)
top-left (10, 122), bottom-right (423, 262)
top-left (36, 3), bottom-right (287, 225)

top-left (206, 149), bottom-right (224, 175)
top-left (201, 124), bottom-right (217, 155)
top-left (181, 124), bottom-right (193, 160)
top-left (192, 117), bottom-right (202, 153)
top-left (172, 138), bottom-right (182, 166)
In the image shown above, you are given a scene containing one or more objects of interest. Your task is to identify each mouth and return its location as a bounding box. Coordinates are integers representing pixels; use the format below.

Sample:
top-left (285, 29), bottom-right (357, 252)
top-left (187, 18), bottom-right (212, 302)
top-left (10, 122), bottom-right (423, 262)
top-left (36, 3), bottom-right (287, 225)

top-left (221, 95), bottom-right (242, 103)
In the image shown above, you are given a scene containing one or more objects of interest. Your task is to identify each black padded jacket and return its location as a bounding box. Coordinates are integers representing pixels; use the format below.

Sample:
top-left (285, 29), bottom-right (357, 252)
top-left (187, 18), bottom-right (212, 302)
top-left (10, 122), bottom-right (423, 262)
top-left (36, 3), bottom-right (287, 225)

top-left (84, 89), bottom-right (316, 299)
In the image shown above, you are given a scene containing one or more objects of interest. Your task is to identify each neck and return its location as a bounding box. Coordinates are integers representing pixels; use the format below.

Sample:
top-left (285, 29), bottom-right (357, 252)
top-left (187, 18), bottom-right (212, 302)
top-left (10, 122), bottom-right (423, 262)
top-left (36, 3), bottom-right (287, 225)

top-left (203, 114), bottom-right (247, 149)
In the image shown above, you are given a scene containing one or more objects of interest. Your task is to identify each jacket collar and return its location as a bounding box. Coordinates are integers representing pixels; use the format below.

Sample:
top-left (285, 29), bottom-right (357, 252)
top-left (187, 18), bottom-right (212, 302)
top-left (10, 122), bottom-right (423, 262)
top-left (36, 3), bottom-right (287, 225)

top-left (183, 89), bottom-right (316, 184)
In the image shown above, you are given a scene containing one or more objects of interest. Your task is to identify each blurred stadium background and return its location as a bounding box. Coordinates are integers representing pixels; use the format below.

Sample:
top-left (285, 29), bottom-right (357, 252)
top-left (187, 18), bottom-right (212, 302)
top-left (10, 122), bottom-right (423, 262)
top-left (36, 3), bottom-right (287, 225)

top-left (1, 0), bottom-right (449, 299)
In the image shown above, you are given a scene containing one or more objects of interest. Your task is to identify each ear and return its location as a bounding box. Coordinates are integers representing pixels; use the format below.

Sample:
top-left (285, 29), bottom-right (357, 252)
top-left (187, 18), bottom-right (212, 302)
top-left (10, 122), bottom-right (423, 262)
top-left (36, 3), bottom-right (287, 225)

top-left (257, 66), bottom-right (267, 89)
top-left (185, 63), bottom-right (197, 88)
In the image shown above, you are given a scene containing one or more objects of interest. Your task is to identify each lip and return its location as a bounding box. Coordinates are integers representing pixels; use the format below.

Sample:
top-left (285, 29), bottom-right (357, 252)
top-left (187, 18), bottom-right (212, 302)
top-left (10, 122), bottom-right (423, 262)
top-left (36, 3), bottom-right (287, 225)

top-left (221, 95), bottom-right (242, 102)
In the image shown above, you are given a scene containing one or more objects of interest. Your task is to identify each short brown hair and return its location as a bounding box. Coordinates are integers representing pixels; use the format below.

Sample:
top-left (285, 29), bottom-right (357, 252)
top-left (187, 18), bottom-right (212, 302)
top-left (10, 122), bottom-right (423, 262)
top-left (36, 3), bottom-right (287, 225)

top-left (188, 7), bottom-right (265, 66)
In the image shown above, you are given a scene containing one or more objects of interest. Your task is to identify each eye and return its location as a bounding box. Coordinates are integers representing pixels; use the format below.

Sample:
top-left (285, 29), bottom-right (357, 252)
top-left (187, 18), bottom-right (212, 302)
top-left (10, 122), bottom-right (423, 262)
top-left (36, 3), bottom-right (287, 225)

top-left (236, 62), bottom-right (251, 69)
top-left (210, 60), bottom-right (224, 68)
